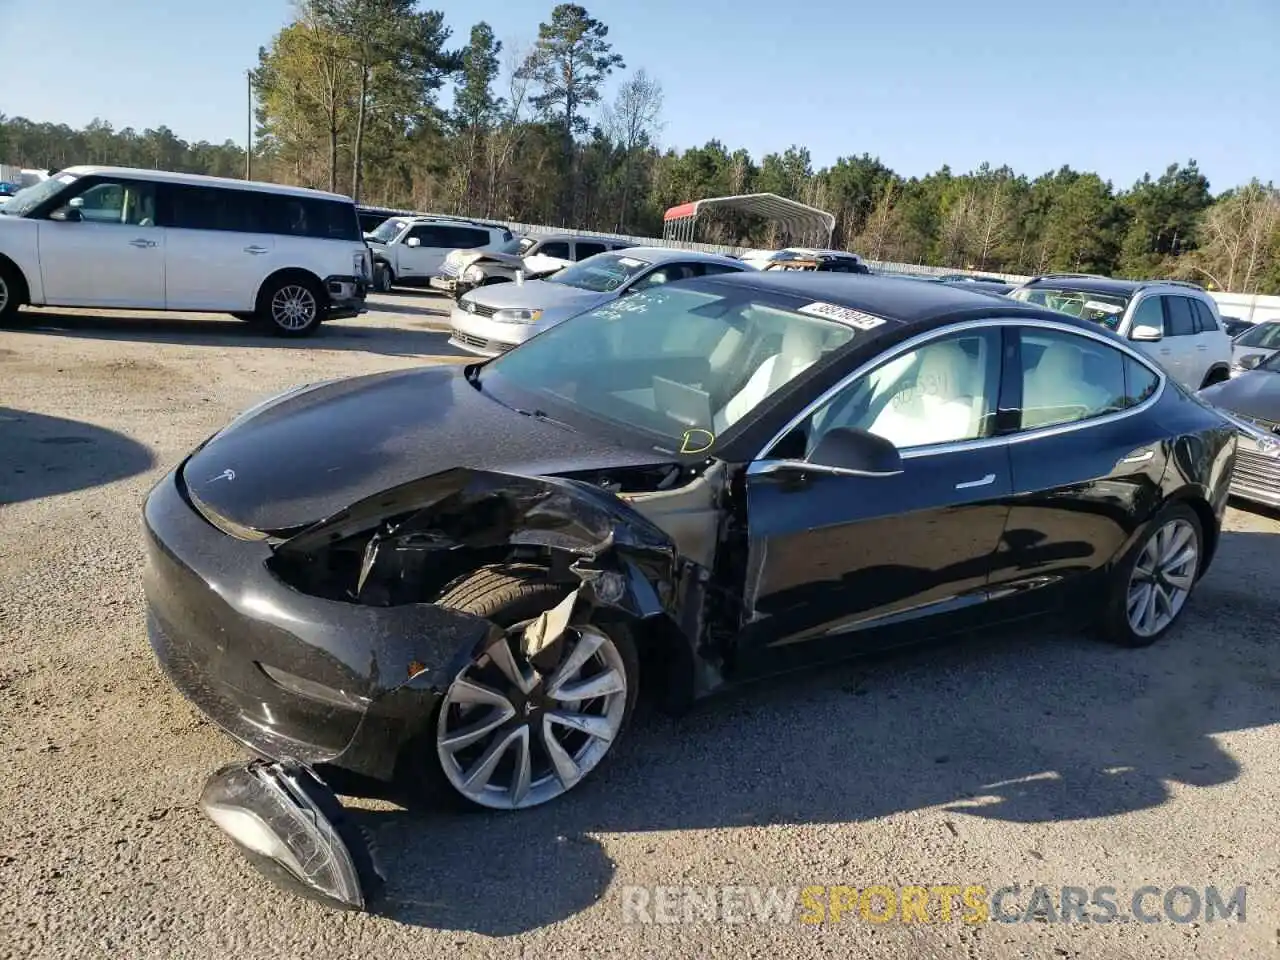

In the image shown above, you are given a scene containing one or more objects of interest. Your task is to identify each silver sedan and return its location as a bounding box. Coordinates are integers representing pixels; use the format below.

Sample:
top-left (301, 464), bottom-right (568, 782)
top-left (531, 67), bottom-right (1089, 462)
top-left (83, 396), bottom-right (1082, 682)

top-left (448, 246), bottom-right (748, 356)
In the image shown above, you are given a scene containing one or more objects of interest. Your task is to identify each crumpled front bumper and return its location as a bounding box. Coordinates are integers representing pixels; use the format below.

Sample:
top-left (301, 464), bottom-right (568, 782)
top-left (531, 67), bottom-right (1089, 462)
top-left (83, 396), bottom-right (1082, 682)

top-left (323, 274), bottom-right (367, 320)
top-left (143, 467), bottom-right (493, 781)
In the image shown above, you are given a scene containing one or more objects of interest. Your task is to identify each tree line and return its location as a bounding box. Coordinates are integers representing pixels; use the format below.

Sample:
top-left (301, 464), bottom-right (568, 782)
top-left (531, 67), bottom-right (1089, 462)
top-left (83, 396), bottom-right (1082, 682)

top-left (2, 1), bottom-right (1278, 294)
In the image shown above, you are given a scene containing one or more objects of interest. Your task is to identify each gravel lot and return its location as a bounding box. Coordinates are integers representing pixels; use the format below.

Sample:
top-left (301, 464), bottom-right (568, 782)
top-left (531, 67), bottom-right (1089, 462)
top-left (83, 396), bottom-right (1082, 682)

top-left (2, 292), bottom-right (1279, 960)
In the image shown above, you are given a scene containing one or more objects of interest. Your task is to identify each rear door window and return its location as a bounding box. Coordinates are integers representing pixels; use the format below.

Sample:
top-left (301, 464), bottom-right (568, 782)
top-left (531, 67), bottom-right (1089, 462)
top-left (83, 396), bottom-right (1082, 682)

top-left (1164, 297), bottom-right (1197, 337)
top-left (163, 185), bottom-right (259, 232)
top-left (438, 226), bottom-right (490, 249)
top-left (1190, 299), bottom-right (1219, 333)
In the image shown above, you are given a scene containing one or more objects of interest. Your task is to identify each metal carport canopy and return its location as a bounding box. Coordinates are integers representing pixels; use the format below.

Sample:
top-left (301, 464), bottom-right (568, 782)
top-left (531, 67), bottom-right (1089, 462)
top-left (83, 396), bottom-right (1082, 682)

top-left (662, 192), bottom-right (836, 244)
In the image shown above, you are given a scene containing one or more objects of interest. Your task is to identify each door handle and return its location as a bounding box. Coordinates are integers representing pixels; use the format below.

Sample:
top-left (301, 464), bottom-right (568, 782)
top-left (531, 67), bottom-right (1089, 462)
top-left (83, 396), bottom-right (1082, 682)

top-left (129, 238), bottom-right (157, 248)
top-left (1119, 449), bottom-right (1154, 464)
top-left (955, 473), bottom-right (996, 490)
top-left (244, 245), bottom-right (269, 255)
top-left (1196, 344), bottom-right (1208, 351)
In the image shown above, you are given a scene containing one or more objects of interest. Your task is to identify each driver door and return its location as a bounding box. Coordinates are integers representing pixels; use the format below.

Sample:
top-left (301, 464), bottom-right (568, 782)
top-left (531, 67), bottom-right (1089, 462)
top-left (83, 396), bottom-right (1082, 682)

top-left (37, 177), bottom-right (165, 308)
top-left (735, 327), bottom-right (1014, 677)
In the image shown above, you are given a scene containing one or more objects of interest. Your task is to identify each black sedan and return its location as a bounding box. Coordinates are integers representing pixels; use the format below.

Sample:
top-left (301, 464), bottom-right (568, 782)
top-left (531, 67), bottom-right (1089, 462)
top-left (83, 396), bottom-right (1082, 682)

top-left (143, 272), bottom-right (1235, 908)
top-left (1199, 351), bottom-right (1280, 509)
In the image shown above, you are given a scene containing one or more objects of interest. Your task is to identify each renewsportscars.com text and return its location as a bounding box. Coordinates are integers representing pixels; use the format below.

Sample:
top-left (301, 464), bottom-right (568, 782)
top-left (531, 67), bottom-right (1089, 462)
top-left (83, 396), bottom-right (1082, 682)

top-left (620, 884), bottom-right (1247, 925)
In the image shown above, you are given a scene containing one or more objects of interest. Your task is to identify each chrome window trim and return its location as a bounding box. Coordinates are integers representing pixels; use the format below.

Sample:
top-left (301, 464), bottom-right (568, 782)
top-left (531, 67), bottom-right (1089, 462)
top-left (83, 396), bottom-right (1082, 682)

top-left (753, 316), bottom-right (1168, 464)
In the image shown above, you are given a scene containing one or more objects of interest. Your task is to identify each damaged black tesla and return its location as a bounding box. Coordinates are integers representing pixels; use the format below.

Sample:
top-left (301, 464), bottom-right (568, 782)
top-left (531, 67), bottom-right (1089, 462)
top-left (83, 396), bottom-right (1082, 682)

top-left (143, 272), bottom-right (1235, 907)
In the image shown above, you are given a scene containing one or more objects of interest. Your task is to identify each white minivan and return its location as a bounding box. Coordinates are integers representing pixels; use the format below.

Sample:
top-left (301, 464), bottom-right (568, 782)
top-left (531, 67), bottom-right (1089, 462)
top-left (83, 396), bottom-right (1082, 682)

top-left (0, 166), bottom-right (370, 337)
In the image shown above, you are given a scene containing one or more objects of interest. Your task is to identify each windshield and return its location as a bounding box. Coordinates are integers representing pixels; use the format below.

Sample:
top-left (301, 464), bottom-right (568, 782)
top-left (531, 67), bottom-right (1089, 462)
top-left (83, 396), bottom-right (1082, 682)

top-left (1009, 287), bottom-right (1130, 329)
top-left (478, 284), bottom-right (860, 452)
top-left (546, 252), bottom-right (651, 292)
top-left (1260, 351), bottom-right (1280, 373)
top-left (1235, 322), bottom-right (1280, 349)
top-left (0, 173), bottom-right (78, 217)
top-left (368, 217), bottom-right (407, 243)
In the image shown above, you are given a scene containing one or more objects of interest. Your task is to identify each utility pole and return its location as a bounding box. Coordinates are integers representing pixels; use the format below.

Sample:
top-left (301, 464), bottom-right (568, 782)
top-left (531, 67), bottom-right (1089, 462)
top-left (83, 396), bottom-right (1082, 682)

top-left (245, 69), bottom-right (253, 181)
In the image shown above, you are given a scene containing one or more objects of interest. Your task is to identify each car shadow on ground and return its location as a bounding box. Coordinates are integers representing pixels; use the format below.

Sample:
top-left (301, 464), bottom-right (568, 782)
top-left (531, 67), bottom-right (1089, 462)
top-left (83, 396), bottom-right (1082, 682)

top-left (325, 529), bottom-right (1279, 934)
top-left (0, 406), bottom-right (155, 504)
top-left (8, 308), bottom-right (473, 359)
top-left (364, 295), bottom-right (452, 319)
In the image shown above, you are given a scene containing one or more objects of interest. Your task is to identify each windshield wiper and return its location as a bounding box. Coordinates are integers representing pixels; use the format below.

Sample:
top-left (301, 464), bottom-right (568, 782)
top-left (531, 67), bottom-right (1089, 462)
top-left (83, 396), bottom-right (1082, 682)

top-left (516, 407), bottom-right (578, 433)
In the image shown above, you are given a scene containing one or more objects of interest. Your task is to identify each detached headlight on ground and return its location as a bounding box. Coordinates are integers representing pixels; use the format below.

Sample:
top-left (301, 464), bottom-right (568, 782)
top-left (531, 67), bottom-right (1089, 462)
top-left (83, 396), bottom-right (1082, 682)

top-left (200, 760), bottom-right (382, 911)
top-left (492, 307), bottom-right (543, 324)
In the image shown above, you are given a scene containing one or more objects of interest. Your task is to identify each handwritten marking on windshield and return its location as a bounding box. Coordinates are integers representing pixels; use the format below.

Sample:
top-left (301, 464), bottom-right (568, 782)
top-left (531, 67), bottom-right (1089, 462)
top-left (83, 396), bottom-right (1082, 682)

top-left (679, 429), bottom-right (715, 455)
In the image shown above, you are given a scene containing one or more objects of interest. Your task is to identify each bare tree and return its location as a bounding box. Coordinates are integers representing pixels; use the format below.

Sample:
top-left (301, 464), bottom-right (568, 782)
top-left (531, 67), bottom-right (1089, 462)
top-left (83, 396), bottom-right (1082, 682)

top-left (484, 42), bottom-right (533, 219)
top-left (1199, 182), bottom-right (1280, 292)
top-left (940, 189), bottom-right (978, 267)
top-left (976, 180), bottom-right (1010, 270)
top-left (858, 179), bottom-right (899, 261)
top-left (603, 69), bottom-right (662, 230)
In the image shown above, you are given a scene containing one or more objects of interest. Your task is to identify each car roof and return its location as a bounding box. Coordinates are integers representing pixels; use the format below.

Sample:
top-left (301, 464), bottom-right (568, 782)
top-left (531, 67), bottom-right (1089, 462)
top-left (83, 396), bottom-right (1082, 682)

top-left (699, 270), bottom-right (1069, 328)
top-left (528, 232), bottom-right (628, 244)
top-left (1016, 274), bottom-right (1210, 299)
top-left (59, 165), bottom-right (353, 202)
top-left (619, 246), bottom-right (745, 266)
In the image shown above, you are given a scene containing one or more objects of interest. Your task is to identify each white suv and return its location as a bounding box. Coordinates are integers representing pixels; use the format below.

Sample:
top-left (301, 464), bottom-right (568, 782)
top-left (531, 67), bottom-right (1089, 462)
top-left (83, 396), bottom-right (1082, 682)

top-left (1009, 275), bottom-right (1232, 389)
top-left (364, 215), bottom-right (511, 291)
top-left (0, 166), bottom-right (369, 337)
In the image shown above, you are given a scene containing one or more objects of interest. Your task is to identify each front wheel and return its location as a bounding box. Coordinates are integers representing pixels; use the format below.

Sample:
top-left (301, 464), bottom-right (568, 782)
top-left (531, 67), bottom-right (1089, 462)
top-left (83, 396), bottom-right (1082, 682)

top-left (0, 261), bottom-right (25, 326)
top-left (256, 275), bottom-right (324, 337)
top-left (423, 564), bottom-right (639, 810)
top-left (1100, 503), bottom-right (1203, 647)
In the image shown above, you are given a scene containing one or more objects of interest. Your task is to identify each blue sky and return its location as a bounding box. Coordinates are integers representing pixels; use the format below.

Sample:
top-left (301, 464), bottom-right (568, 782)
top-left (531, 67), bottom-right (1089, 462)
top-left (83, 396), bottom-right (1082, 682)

top-left (4, 0), bottom-right (1277, 192)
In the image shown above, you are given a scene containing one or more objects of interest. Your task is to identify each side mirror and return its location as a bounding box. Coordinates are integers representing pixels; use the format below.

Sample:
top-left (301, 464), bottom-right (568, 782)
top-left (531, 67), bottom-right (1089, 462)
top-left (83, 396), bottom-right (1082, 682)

top-left (1130, 324), bottom-right (1163, 342)
top-left (758, 428), bottom-right (904, 479)
top-left (405, 237), bottom-right (421, 248)
top-left (809, 427), bottom-right (903, 476)
top-left (1237, 354), bottom-right (1264, 371)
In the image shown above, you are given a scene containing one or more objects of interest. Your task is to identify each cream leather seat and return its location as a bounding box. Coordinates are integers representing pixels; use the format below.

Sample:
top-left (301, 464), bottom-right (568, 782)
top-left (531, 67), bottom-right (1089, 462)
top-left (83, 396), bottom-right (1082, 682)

top-left (867, 341), bottom-right (980, 447)
top-left (713, 322), bottom-right (827, 432)
top-left (1023, 341), bottom-right (1111, 428)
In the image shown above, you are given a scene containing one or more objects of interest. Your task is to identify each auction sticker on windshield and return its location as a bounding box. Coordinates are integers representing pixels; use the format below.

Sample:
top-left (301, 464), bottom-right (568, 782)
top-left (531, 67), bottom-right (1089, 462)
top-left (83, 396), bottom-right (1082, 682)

top-left (617, 257), bottom-right (646, 268)
top-left (798, 301), bottom-right (888, 331)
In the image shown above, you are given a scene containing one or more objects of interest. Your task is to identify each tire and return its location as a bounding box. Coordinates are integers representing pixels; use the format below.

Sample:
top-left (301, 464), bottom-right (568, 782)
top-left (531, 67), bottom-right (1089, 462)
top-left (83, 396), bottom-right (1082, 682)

top-left (0, 260), bottom-right (25, 326)
top-left (418, 563), bottom-right (639, 811)
top-left (1099, 503), bottom-right (1203, 647)
top-left (256, 274), bottom-right (324, 337)
top-left (373, 262), bottom-right (394, 293)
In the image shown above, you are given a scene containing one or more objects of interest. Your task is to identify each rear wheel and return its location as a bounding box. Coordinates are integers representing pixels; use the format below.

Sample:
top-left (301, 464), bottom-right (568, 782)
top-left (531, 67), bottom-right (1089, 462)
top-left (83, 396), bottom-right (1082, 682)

top-left (422, 563), bottom-right (639, 810)
top-left (1100, 503), bottom-right (1203, 647)
top-left (256, 275), bottom-right (324, 337)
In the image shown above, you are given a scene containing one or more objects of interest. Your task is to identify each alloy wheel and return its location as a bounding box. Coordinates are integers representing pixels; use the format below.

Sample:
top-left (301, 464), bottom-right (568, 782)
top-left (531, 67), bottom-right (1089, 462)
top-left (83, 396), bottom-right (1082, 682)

top-left (1126, 518), bottom-right (1198, 638)
top-left (270, 285), bottom-right (318, 330)
top-left (0, 275), bottom-right (9, 315)
top-left (436, 621), bottom-right (628, 810)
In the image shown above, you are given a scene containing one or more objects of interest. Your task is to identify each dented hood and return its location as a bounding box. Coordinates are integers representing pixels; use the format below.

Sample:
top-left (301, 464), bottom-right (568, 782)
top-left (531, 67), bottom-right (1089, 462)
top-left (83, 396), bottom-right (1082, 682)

top-left (182, 365), bottom-right (669, 533)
